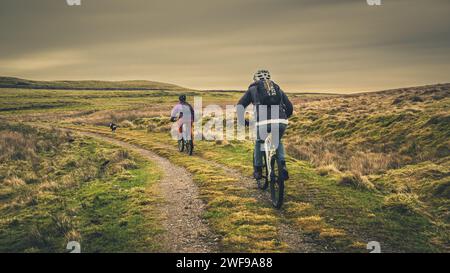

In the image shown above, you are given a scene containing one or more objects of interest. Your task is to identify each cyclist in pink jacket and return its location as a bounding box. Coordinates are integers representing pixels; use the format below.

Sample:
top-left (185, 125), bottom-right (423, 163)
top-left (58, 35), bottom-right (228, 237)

top-left (170, 95), bottom-right (195, 140)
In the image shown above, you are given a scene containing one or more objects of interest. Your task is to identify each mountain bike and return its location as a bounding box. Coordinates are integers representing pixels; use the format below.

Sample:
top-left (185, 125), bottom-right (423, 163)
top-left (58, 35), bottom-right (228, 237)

top-left (177, 123), bottom-right (194, 156)
top-left (254, 129), bottom-right (285, 209)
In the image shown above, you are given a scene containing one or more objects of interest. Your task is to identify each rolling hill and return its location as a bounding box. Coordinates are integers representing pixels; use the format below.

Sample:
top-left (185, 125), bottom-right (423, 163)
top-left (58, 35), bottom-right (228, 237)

top-left (0, 76), bottom-right (191, 91)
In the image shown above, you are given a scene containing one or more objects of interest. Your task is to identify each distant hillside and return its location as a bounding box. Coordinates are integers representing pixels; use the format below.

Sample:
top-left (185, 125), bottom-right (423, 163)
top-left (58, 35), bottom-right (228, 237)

top-left (347, 83), bottom-right (450, 97)
top-left (285, 83), bottom-right (449, 248)
top-left (0, 76), bottom-right (191, 91)
top-left (287, 83), bottom-right (450, 168)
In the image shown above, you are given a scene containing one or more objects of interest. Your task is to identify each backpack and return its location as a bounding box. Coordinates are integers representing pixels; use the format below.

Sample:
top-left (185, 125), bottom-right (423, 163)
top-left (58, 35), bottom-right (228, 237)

top-left (257, 80), bottom-right (282, 106)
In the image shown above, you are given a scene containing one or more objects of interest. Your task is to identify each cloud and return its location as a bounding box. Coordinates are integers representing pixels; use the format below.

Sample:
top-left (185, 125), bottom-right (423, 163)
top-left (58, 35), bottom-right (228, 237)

top-left (0, 50), bottom-right (86, 72)
top-left (0, 0), bottom-right (449, 92)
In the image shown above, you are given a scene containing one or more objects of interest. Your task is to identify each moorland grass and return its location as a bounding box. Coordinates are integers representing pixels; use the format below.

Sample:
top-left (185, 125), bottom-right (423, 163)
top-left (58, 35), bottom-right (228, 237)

top-left (1, 82), bottom-right (448, 252)
top-left (0, 124), bottom-right (163, 252)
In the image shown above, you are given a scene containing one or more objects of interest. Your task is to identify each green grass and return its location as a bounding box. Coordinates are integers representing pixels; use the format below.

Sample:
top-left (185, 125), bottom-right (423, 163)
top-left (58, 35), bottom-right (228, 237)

top-left (67, 164), bottom-right (163, 252)
top-left (0, 124), bottom-right (163, 252)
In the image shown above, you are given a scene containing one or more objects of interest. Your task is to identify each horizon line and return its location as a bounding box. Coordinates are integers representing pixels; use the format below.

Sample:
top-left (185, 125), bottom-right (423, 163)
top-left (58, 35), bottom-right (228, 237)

top-left (1, 75), bottom-right (449, 95)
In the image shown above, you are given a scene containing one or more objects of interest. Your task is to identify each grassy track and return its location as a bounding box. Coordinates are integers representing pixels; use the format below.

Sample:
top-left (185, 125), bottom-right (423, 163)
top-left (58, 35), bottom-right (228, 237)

top-left (57, 124), bottom-right (449, 252)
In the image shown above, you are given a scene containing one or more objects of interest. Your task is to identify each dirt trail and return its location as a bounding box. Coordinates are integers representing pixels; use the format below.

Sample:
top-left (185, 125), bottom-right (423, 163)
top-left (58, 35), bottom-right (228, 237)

top-left (114, 137), bottom-right (317, 252)
top-left (73, 131), bottom-right (219, 253)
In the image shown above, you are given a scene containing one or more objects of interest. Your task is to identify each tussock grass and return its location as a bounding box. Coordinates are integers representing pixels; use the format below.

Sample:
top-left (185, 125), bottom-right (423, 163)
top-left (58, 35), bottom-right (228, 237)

top-left (383, 193), bottom-right (421, 215)
top-left (0, 123), bottom-right (163, 252)
top-left (316, 164), bottom-right (341, 176)
top-left (338, 172), bottom-right (375, 191)
top-left (3, 177), bottom-right (26, 188)
top-left (284, 202), bottom-right (313, 216)
top-left (295, 216), bottom-right (325, 233)
top-left (319, 228), bottom-right (346, 239)
top-left (286, 84), bottom-right (449, 179)
top-left (433, 179), bottom-right (450, 199)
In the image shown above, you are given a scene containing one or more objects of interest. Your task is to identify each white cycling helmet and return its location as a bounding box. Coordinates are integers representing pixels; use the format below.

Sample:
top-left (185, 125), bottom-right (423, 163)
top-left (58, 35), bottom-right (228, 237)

top-left (253, 69), bottom-right (271, 82)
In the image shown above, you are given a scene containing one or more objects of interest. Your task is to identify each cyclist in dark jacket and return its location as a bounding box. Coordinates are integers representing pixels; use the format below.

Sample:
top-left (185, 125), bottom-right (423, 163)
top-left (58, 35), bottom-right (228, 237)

top-left (237, 70), bottom-right (293, 180)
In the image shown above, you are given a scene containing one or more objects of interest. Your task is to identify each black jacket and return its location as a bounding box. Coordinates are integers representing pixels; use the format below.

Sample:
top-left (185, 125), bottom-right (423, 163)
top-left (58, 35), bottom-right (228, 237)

top-left (237, 80), bottom-right (293, 122)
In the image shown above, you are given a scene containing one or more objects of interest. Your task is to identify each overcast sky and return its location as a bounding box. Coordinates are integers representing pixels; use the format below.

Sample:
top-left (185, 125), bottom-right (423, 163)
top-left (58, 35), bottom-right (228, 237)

top-left (0, 0), bottom-right (449, 92)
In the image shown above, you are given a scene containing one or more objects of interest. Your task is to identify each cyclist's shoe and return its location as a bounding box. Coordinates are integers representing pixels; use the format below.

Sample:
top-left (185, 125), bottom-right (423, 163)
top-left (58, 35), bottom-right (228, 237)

top-left (254, 166), bottom-right (263, 180)
top-left (281, 161), bottom-right (289, 180)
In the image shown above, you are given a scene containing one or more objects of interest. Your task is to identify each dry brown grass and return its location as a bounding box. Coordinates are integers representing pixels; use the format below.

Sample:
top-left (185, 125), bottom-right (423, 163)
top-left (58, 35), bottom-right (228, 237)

top-left (295, 215), bottom-right (325, 233)
top-left (119, 120), bottom-right (134, 128)
top-left (67, 107), bottom-right (170, 126)
top-left (286, 84), bottom-right (449, 186)
top-left (319, 228), bottom-right (346, 239)
top-left (316, 164), bottom-right (341, 176)
top-left (37, 180), bottom-right (59, 192)
top-left (286, 137), bottom-right (398, 177)
top-left (349, 152), bottom-right (399, 175)
top-left (0, 131), bottom-right (37, 162)
top-left (338, 172), bottom-right (375, 191)
top-left (2, 176), bottom-right (26, 188)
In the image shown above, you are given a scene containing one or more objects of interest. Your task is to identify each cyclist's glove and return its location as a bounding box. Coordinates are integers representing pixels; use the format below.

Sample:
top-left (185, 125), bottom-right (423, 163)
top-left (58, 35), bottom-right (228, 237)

top-left (170, 117), bottom-right (177, 122)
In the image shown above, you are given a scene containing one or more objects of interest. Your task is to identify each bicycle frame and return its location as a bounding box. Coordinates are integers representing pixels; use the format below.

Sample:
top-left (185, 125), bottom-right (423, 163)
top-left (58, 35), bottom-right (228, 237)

top-left (179, 121), bottom-right (194, 141)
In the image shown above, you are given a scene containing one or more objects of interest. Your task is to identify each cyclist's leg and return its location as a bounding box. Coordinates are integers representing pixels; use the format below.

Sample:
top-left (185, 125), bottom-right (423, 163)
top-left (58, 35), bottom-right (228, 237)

top-left (278, 140), bottom-right (286, 161)
top-left (254, 124), bottom-right (268, 179)
top-left (255, 124), bottom-right (269, 167)
top-left (190, 121), bottom-right (194, 143)
top-left (182, 123), bottom-right (187, 140)
top-left (253, 142), bottom-right (263, 180)
top-left (185, 122), bottom-right (192, 141)
top-left (176, 119), bottom-right (183, 139)
top-left (254, 141), bottom-right (263, 167)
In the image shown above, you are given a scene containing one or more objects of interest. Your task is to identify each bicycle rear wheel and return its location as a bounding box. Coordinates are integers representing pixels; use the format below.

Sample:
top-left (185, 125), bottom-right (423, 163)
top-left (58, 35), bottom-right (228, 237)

top-left (185, 140), bottom-right (194, 156)
top-left (257, 153), bottom-right (269, 190)
top-left (254, 152), bottom-right (268, 190)
top-left (270, 154), bottom-right (284, 209)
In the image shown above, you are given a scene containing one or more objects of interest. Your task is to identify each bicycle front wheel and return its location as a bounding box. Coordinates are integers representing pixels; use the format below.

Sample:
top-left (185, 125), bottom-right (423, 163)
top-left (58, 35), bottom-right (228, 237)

top-left (270, 155), bottom-right (284, 209)
top-left (178, 139), bottom-right (185, 152)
